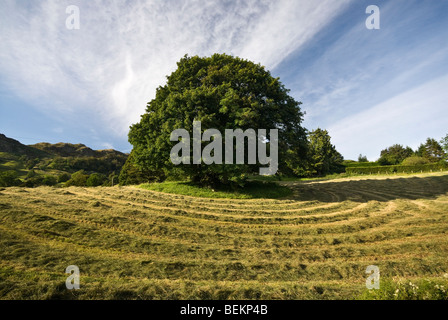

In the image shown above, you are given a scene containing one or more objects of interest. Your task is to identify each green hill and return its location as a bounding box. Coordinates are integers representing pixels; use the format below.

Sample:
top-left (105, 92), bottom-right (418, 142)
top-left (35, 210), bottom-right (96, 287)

top-left (0, 134), bottom-right (128, 187)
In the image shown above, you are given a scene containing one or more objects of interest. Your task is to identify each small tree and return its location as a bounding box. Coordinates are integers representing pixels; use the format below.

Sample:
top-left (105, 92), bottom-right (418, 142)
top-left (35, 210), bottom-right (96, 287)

top-left (358, 154), bottom-right (368, 162)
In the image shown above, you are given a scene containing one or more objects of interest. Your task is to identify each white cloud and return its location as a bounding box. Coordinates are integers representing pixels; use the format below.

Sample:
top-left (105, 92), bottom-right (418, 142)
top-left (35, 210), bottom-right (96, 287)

top-left (328, 74), bottom-right (448, 161)
top-left (0, 0), bottom-right (352, 137)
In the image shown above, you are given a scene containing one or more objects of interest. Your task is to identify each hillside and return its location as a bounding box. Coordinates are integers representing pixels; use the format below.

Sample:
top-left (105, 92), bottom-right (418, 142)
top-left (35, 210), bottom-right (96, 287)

top-left (0, 134), bottom-right (128, 187)
top-left (0, 134), bottom-right (50, 158)
top-left (30, 142), bottom-right (126, 158)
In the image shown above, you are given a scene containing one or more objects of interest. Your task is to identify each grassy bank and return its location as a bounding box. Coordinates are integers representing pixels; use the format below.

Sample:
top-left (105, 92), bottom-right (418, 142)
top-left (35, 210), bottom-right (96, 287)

top-left (139, 180), bottom-right (292, 199)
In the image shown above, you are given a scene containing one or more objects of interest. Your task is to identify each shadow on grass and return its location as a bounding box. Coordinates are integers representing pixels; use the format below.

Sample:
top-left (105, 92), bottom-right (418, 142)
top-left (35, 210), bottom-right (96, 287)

top-left (140, 180), bottom-right (292, 199)
top-left (280, 174), bottom-right (448, 203)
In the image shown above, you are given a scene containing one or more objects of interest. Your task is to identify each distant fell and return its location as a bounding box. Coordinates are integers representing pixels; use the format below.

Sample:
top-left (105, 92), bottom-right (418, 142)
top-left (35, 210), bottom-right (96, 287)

top-left (30, 142), bottom-right (126, 158)
top-left (0, 133), bottom-right (128, 187)
top-left (0, 134), bottom-right (49, 157)
top-left (0, 133), bottom-right (126, 158)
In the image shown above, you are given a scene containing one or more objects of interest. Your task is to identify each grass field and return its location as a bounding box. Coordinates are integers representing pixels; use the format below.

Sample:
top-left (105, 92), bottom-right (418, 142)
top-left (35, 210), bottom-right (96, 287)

top-left (1, 172), bottom-right (448, 299)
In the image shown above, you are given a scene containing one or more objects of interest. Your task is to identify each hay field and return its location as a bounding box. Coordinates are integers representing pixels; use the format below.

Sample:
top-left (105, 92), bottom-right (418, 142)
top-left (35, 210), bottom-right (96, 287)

top-left (1, 172), bottom-right (448, 299)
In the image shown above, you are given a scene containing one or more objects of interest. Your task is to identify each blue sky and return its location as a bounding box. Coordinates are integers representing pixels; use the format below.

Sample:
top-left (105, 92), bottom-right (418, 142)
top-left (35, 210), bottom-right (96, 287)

top-left (1, 0), bottom-right (447, 161)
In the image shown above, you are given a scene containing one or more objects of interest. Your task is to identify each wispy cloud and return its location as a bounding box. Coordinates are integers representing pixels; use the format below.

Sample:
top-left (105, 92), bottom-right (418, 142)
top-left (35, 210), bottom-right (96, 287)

top-left (328, 74), bottom-right (448, 161)
top-left (276, 1), bottom-right (448, 159)
top-left (0, 0), bottom-right (352, 138)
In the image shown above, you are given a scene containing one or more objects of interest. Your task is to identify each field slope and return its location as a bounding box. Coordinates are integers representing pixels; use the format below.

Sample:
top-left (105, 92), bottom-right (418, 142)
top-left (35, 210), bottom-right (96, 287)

top-left (1, 172), bottom-right (448, 299)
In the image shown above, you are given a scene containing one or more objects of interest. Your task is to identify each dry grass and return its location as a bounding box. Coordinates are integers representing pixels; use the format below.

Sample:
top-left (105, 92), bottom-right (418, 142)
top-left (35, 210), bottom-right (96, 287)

top-left (1, 172), bottom-right (448, 299)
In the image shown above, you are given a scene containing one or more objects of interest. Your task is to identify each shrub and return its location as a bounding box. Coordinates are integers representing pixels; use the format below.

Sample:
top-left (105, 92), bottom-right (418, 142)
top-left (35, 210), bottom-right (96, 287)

top-left (65, 170), bottom-right (89, 186)
top-left (402, 156), bottom-right (430, 166)
top-left (86, 173), bottom-right (106, 187)
top-left (57, 173), bottom-right (71, 183)
top-left (42, 175), bottom-right (57, 186)
top-left (0, 170), bottom-right (20, 187)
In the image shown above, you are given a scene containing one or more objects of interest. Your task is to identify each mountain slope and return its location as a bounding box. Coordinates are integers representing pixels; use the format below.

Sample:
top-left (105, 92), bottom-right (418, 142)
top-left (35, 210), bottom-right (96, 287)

top-left (0, 133), bottom-right (128, 186)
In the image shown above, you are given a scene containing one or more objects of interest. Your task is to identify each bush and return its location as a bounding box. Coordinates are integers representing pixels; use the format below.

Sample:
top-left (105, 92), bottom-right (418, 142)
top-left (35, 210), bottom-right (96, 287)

top-left (402, 156), bottom-right (430, 166)
top-left (0, 171), bottom-right (20, 187)
top-left (42, 175), bottom-right (57, 186)
top-left (65, 170), bottom-right (89, 187)
top-left (57, 173), bottom-right (71, 183)
top-left (86, 173), bottom-right (106, 187)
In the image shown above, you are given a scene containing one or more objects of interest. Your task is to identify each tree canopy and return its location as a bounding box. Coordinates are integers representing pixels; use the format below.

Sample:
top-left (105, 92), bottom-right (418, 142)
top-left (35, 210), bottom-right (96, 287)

top-left (305, 129), bottom-right (344, 176)
top-left (127, 53), bottom-right (307, 186)
top-left (416, 138), bottom-right (445, 162)
top-left (378, 144), bottom-right (414, 165)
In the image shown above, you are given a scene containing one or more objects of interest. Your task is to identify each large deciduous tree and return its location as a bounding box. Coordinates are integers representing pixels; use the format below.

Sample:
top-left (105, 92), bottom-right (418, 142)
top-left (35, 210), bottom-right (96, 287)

top-left (127, 54), bottom-right (307, 186)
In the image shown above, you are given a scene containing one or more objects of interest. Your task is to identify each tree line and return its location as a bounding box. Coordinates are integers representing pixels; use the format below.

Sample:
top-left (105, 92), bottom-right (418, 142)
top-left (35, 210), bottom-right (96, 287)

top-left (358, 135), bottom-right (448, 166)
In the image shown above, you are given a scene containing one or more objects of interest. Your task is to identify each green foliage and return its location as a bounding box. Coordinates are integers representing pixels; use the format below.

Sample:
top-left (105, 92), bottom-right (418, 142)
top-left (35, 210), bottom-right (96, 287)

top-left (86, 173), bottom-right (106, 187)
top-left (378, 144), bottom-right (414, 165)
top-left (441, 134), bottom-right (448, 156)
top-left (42, 175), bottom-right (57, 186)
top-left (25, 158), bottom-right (40, 170)
top-left (119, 150), bottom-right (164, 185)
top-left (402, 156), bottom-right (430, 166)
top-left (416, 138), bottom-right (445, 162)
top-left (343, 161), bottom-right (380, 168)
top-left (128, 53), bottom-right (307, 187)
top-left (140, 180), bottom-right (292, 199)
top-left (49, 155), bottom-right (125, 174)
top-left (57, 172), bottom-right (71, 183)
top-left (0, 170), bottom-right (20, 187)
top-left (24, 174), bottom-right (57, 187)
top-left (346, 162), bottom-right (448, 175)
top-left (65, 170), bottom-right (89, 186)
top-left (26, 169), bottom-right (37, 179)
top-left (358, 154), bottom-right (368, 162)
top-left (304, 128), bottom-right (344, 176)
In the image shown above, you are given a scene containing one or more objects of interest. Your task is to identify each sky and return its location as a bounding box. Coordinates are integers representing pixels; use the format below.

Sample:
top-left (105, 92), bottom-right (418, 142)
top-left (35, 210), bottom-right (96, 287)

top-left (1, 0), bottom-right (447, 161)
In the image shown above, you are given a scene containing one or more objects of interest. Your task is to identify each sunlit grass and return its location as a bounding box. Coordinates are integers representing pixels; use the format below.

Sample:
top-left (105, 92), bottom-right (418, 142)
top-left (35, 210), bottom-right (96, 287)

top-left (139, 180), bottom-right (292, 199)
top-left (1, 172), bottom-right (448, 299)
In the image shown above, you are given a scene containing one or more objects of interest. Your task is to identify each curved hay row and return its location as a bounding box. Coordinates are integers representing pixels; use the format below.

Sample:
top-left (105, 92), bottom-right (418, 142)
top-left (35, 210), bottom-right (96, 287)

top-left (1, 173), bottom-right (448, 299)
